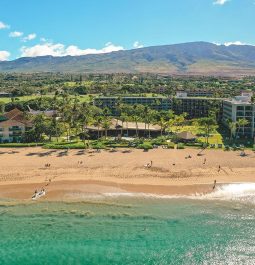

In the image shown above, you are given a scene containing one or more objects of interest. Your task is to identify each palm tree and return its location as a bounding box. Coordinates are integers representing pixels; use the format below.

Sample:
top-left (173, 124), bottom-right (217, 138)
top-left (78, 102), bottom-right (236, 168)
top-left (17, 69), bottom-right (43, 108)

top-left (78, 102), bottom-right (92, 147)
top-left (196, 117), bottom-right (217, 144)
top-left (158, 116), bottom-right (168, 136)
top-left (93, 116), bottom-right (103, 139)
top-left (236, 118), bottom-right (249, 137)
top-left (102, 118), bottom-right (111, 139)
top-left (146, 109), bottom-right (157, 138)
top-left (227, 120), bottom-right (237, 142)
top-left (131, 104), bottom-right (143, 138)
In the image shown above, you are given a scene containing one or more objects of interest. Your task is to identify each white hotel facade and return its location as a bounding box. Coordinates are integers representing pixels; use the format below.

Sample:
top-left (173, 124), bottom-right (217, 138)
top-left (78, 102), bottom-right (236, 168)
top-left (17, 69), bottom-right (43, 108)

top-left (222, 91), bottom-right (255, 138)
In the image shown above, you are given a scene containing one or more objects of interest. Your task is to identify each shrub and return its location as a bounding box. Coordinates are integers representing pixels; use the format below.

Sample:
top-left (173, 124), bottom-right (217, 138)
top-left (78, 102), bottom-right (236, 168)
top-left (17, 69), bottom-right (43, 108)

top-left (0, 143), bottom-right (44, 148)
top-left (44, 142), bottom-right (86, 149)
top-left (137, 143), bottom-right (153, 150)
top-left (92, 142), bottom-right (106, 149)
top-left (151, 136), bottom-right (166, 145)
top-left (166, 142), bottom-right (175, 149)
top-left (224, 145), bottom-right (230, 151)
top-left (177, 143), bottom-right (185, 149)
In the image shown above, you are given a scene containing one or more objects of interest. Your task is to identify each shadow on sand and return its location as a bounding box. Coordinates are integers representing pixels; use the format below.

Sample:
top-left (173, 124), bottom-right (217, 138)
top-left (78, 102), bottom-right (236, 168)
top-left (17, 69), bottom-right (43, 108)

top-left (26, 150), bottom-right (58, 157)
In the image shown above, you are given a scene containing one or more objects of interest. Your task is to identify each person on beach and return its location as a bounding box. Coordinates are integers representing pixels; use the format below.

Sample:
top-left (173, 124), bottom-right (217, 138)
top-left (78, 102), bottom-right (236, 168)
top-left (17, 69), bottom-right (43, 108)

top-left (203, 158), bottom-right (206, 164)
top-left (144, 161), bottom-right (152, 168)
top-left (218, 165), bottom-right (221, 172)
top-left (213, 180), bottom-right (217, 190)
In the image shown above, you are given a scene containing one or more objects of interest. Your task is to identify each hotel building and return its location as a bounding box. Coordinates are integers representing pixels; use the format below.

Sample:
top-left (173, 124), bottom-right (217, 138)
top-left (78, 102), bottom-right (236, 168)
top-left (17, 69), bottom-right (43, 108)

top-left (0, 108), bottom-right (32, 143)
top-left (222, 91), bottom-right (255, 138)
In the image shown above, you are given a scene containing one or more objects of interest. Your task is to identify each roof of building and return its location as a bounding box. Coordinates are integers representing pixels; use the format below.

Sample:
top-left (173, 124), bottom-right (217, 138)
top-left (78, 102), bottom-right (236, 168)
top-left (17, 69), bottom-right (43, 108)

top-left (175, 96), bottom-right (224, 100)
top-left (95, 95), bottom-right (167, 99)
top-left (27, 106), bottom-right (56, 117)
top-left (0, 92), bottom-right (11, 95)
top-left (2, 108), bottom-right (33, 126)
top-left (223, 97), bottom-right (253, 105)
top-left (176, 131), bottom-right (197, 140)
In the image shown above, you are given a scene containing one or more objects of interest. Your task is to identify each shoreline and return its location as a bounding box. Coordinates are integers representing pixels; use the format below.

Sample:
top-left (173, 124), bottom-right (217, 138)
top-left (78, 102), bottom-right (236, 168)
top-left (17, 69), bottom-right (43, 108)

top-left (0, 179), bottom-right (216, 200)
top-left (0, 147), bottom-right (255, 201)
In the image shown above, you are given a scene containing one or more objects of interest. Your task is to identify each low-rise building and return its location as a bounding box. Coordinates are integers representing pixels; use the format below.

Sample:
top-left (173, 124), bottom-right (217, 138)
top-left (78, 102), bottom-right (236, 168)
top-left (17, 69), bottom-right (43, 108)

top-left (0, 92), bottom-right (12, 98)
top-left (86, 118), bottom-right (162, 138)
top-left (0, 108), bottom-right (32, 143)
top-left (176, 90), bottom-right (214, 98)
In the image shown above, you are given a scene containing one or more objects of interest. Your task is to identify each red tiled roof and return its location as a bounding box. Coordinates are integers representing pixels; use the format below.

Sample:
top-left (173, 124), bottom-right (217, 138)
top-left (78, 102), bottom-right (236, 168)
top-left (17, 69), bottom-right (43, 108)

top-left (4, 108), bottom-right (33, 126)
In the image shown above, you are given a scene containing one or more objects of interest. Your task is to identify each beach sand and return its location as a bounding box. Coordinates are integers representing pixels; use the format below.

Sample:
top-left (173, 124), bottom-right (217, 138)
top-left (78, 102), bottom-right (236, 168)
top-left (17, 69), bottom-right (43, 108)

top-left (0, 147), bottom-right (255, 200)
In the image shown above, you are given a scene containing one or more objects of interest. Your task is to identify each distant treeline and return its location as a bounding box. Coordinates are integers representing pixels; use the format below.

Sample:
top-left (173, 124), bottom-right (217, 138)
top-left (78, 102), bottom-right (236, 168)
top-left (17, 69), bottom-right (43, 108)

top-left (0, 73), bottom-right (255, 97)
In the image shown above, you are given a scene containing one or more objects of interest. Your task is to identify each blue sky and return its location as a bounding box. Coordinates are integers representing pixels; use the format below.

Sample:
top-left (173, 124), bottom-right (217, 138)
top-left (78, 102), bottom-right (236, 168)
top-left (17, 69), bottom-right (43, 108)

top-left (0, 0), bottom-right (255, 60)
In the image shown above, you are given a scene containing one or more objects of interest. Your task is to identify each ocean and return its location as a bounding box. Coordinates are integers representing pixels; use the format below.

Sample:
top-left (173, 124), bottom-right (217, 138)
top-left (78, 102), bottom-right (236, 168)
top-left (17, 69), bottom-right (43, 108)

top-left (1, 184), bottom-right (255, 265)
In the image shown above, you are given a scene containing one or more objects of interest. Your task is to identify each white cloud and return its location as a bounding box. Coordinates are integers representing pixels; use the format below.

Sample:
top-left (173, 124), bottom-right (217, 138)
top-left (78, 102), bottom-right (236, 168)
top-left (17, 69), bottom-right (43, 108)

top-left (9, 31), bottom-right (23, 37)
top-left (0, 21), bottom-right (10, 29)
top-left (133, 41), bottom-right (144, 49)
top-left (224, 41), bottom-right (249, 46)
top-left (0, 51), bottom-right (10, 61)
top-left (214, 41), bottom-right (253, 46)
top-left (213, 0), bottom-right (229, 5)
top-left (22, 33), bottom-right (37, 42)
top-left (20, 42), bottom-right (124, 57)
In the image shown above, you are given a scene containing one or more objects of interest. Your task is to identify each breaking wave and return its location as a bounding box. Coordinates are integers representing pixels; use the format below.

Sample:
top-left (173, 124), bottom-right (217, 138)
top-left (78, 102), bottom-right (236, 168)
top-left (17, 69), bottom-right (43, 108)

top-left (102, 183), bottom-right (255, 204)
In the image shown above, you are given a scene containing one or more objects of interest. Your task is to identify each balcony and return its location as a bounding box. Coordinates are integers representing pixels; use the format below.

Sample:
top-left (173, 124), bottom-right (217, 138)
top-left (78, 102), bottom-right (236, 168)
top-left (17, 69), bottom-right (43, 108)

top-left (9, 127), bottom-right (22, 132)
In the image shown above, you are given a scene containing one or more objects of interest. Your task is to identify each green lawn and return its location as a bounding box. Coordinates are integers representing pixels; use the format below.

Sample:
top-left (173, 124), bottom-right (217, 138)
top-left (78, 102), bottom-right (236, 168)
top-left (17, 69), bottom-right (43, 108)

top-left (170, 125), bottom-right (224, 146)
top-left (0, 94), bottom-right (98, 104)
top-left (0, 95), bottom-right (44, 103)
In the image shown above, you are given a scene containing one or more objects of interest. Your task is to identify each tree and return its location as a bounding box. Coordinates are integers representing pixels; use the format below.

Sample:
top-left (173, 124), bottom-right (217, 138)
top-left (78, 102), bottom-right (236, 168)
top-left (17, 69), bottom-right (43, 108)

top-left (168, 113), bottom-right (186, 134)
top-left (195, 117), bottom-right (217, 144)
top-left (236, 118), bottom-right (249, 137)
top-left (31, 114), bottom-right (48, 141)
top-left (227, 120), bottom-right (236, 142)
top-left (146, 109), bottom-right (157, 138)
top-left (0, 101), bottom-right (5, 114)
top-left (93, 116), bottom-right (103, 139)
top-left (131, 104), bottom-right (144, 138)
top-left (102, 118), bottom-right (111, 139)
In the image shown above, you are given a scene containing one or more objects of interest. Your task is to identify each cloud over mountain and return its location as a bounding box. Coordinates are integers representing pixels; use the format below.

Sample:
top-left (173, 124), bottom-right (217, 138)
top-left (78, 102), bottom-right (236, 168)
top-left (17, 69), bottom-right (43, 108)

top-left (20, 42), bottom-right (124, 57)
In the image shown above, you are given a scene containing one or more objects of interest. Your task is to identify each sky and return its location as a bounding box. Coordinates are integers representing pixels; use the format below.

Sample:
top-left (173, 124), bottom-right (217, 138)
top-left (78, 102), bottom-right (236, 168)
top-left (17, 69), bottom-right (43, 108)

top-left (0, 0), bottom-right (255, 61)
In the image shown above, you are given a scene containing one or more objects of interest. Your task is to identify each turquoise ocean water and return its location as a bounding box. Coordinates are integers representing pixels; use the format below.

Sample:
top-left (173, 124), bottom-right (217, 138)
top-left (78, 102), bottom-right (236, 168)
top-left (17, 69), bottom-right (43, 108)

top-left (1, 187), bottom-right (255, 265)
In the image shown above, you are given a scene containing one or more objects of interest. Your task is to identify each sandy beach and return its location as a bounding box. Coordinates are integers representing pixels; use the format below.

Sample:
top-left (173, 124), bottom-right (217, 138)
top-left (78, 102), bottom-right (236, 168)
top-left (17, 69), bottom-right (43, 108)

top-left (0, 147), bottom-right (255, 200)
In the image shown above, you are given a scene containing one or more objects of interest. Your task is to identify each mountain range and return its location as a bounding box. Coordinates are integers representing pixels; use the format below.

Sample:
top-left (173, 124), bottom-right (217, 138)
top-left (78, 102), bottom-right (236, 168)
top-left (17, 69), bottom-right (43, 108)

top-left (1, 42), bottom-right (255, 76)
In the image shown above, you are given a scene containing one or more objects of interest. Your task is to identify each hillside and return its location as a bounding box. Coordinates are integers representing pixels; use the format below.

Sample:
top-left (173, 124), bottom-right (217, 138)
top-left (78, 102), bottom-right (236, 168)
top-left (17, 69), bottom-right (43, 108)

top-left (1, 42), bottom-right (255, 76)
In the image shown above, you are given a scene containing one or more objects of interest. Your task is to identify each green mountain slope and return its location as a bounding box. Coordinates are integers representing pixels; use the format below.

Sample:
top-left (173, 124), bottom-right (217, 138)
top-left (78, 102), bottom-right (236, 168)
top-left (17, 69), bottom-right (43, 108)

top-left (1, 42), bottom-right (255, 75)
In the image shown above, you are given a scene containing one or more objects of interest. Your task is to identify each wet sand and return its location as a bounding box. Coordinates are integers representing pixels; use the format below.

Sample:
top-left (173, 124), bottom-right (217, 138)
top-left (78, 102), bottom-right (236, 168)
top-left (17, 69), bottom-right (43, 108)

top-left (0, 147), bottom-right (255, 200)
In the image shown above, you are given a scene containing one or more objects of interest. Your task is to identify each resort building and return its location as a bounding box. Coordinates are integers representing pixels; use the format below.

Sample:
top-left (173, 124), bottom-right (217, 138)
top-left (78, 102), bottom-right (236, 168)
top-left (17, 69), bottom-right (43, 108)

top-left (0, 92), bottom-right (12, 98)
top-left (94, 95), bottom-right (224, 119)
top-left (0, 108), bottom-right (32, 143)
top-left (86, 118), bottom-right (162, 138)
top-left (172, 95), bottom-right (224, 119)
top-left (176, 90), bottom-right (214, 98)
top-left (27, 106), bottom-right (57, 117)
top-left (94, 96), bottom-right (172, 114)
top-left (222, 91), bottom-right (255, 138)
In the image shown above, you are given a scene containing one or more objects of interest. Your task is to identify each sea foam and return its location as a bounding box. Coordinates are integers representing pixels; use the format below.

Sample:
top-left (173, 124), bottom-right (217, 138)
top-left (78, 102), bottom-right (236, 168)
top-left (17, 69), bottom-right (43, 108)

top-left (198, 183), bottom-right (255, 204)
top-left (102, 183), bottom-right (255, 204)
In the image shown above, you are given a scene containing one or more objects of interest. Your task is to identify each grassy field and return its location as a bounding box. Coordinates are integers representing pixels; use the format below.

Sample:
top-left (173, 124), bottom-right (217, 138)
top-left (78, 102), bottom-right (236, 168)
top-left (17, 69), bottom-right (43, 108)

top-left (0, 95), bottom-right (45, 103)
top-left (0, 94), bottom-right (98, 104)
top-left (170, 125), bottom-right (224, 145)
